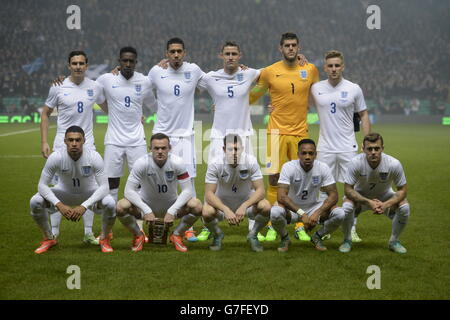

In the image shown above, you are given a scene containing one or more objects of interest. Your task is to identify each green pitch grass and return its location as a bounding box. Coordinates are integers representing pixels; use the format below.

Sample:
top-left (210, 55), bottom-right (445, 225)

top-left (0, 122), bottom-right (449, 300)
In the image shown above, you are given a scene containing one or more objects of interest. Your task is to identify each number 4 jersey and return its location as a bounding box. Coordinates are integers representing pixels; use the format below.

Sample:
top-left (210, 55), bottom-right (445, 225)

top-left (44, 77), bottom-right (105, 151)
top-left (205, 153), bottom-right (263, 207)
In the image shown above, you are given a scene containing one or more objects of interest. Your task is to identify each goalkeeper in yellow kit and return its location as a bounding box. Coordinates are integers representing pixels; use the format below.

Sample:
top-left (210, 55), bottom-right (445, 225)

top-left (250, 32), bottom-right (319, 241)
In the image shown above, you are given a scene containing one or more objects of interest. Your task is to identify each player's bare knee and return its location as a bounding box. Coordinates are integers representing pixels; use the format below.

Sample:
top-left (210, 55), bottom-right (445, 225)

top-left (116, 198), bottom-right (131, 216)
top-left (257, 199), bottom-right (271, 217)
top-left (188, 198), bottom-right (203, 216)
top-left (202, 204), bottom-right (216, 221)
top-left (269, 174), bottom-right (279, 186)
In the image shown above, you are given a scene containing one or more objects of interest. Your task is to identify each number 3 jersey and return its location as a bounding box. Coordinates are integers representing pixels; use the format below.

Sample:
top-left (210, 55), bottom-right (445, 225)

top-left (96, 72), bottom-right (155, 146)
top-left (45, 78), bottom-right (105, 150)
top-left (311, 78), bottom-right (367, 153)
top-left (343, 153), bottom-right (407, 198)
top-left (38, 149), bottom-right (108, 207)
top-left (278, 159), bottom-right (335, 210)
top-left (205, 153), bottom-right (263, 205)
top-left (127, 153), bottom-right (190, 213)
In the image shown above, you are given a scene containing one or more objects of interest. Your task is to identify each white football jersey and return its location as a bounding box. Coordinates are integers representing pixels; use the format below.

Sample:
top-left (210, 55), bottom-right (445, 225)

top-left (45, 77), bottom-right (105, 150)
top-left (278, 159), bottom-right (335, 209)
top-left (198, 67), bottom-right (260, 138)
top-left (311, 78), bottom-right (367, 152)
top-left (205, 153), bottom-right (263, 204)
top-left (127, 153), bottom-right (190, 206)
top-left (39, 149), bottom-right (106, 201)
top-left (96, 72), bottom-right (155, 146)
top-left (148, 62), bottom-right (205, 137)
top-left (344, 153), bottom-right (407, 198)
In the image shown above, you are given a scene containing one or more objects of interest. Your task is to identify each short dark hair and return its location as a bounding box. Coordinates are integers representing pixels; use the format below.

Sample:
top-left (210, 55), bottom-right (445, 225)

top-left (280, 32), bottom-right (299, 46)
top-left (223, 134), bottom-right (243, 147)
top-left (120, 46), bottom-right (138, 58)
top-left (298, 138), bottom-right (316, 150)
top-left (150, 132), bottom-right (170, 144)
top-left (65, 125), bottom-right (85, 138)
top-left (68, 50), bottom-right (88, 64)
top-left (166, 37), bottom-right (185, 50)
top-left (363, 132), bottom-right (384, 147)
top-left (221, 40), bottom-right (240, 53)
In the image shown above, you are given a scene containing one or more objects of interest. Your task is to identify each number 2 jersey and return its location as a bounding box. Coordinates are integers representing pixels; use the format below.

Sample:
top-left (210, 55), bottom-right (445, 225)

top-left (343, 153), bottom-right (407, 198)
top-left (44, 77), bottom-right (105, 150)
top-left (278, 159), bottom-right (335, 210)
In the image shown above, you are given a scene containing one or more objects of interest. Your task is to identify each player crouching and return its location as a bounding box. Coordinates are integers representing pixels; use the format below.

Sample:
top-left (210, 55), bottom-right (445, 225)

top-left (202, 134), bottom-right (271, 252)
top-left (270, 139), bottom-right (345, 252)
top-left (30, 126), bottom-right (116, 254)
top-left (116, 133), bottom-right (202, 252)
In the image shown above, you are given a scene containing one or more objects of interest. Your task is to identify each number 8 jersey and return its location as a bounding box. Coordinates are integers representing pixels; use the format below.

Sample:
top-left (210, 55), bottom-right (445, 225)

top-left (45, 78), bottom-right (105, 151)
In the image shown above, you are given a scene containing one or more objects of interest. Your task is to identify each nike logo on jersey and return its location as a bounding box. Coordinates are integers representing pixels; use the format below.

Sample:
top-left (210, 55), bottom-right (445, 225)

top-left (275, 74), bottom-right (283, 77)
top-left (63, 93), bottom-right (70, 96)
top-left (318, 92), bottom-right (325, 95)
top-left (112, 85), bottom-right (120, 88)
top-left (160, 76), bottom-right (169, 79)
top-left (215, 79), bottom-right (220, 81)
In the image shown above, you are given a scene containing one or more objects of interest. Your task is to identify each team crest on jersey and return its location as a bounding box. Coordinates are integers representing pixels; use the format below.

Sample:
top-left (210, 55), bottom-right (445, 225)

top-left (81, 166), bottom-right (91, 176)
top-left (379, 172), bottom-right (388, 181)
top-left (312, 176), bottom-right (320, 186)
top-left (341, 91), bottom-right (348, 99)
top-left (135, 84), bottom-right (141, 92)
top-left (87, 89), bottom-right (94, 97)
top-left (300, 70), bottom-right (307, 79)
top-left (165, 170), bottom-right (175, 181)
top-left (237, 73), bottom-right (244, 82)
top-left (184, 72), bottom-right (191, 80)
top-left (239, 169), bottom-right (249, 179)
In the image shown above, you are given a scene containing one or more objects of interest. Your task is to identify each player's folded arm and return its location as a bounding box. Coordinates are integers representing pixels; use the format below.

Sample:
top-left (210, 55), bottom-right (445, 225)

top-left (167, 177), bottom-right (193, 216)
top-left (124, 179), bottom-right (152, 216)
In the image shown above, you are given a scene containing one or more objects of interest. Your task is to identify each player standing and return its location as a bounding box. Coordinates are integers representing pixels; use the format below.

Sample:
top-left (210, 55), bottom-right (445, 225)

top-left (202, 134), bottom-right (271, 252)
top-left (40, 51), bottom-right (106, 245)
top-left (96, 47), bottom-right (155, 204)
top-left (270, 139), bottom-right (345, 252)
top-left (116, 133), bottom-right (202, 252)
top-left (339, 133), bottom-right (410, 254)
top-left (30, 126), bottom-right (116, 253)
top-left (311, 50), bottom-right (371, 242)
top-left (250, 32), bottom-right (319, 241)
top-left (148, 38), bottom-right (205, 241)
